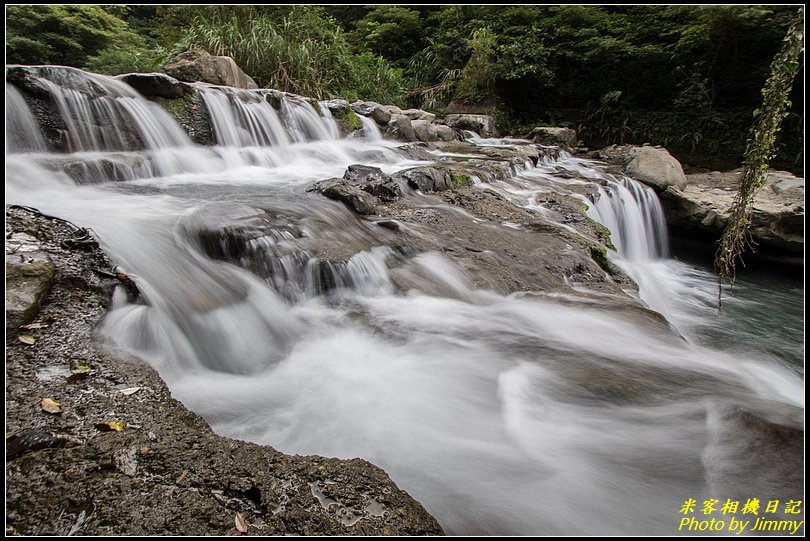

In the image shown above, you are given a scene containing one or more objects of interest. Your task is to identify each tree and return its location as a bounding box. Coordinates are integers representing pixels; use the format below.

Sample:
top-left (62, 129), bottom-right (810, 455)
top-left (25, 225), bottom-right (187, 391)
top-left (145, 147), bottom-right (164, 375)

top-left (715, 8), bottom-right (804, 299)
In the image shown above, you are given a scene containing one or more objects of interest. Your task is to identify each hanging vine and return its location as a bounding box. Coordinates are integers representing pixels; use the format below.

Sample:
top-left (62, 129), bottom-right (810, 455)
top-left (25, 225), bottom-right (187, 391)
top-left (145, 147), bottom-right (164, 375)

top-left (715, 8), bottom-right (804, 304)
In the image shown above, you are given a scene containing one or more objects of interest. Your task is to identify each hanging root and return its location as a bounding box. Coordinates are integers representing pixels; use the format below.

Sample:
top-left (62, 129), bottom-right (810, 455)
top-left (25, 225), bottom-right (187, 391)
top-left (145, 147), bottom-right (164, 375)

top-left (714, 8), bottom-right (804, 306)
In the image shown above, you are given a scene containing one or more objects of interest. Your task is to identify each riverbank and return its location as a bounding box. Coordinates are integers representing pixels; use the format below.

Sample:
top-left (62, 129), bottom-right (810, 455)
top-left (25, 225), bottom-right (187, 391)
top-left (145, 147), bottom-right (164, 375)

top-left (5, 205), bottom-right (443, 536)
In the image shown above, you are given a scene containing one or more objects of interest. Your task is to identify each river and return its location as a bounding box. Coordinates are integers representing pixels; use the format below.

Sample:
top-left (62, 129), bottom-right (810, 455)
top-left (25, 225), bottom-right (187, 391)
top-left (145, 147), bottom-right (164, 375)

top-left (5, 67), bottom-right (804, 535)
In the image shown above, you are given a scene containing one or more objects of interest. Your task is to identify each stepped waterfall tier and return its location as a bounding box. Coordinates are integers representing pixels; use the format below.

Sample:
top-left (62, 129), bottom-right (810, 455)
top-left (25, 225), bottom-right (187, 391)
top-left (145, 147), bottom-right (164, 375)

top-left (5, 66), bottom-right (804, 536)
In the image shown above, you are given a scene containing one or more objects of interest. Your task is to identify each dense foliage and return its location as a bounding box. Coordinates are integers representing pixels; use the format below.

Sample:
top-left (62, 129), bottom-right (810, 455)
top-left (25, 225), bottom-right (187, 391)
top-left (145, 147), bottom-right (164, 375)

top-left (5, 5), bottom-right (803, 171)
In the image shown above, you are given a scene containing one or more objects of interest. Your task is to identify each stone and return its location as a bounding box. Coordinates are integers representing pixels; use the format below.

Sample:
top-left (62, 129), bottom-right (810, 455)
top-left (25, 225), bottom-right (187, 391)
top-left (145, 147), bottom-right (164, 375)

top-left (626, 146), bottom-right (687, 192)
top-left (442, 114), bottom-right (495, 136)
top-left (163, 49), bottom-right (258, 89)
top-left (320, 180), bottom-right (378, 215)
top-left (402, 109), bottom-right (436, 123)
top-left (435, 125), bottom-right (456, 142)
top-left (371, 105), bottom-right (402, 127)
top-left (387, 114), bottom-right (417, 142)
top-left (526, 126), bottom-right (578, 147)
top-left (412, 120), bottom-right (439, 142)
top-left (6, 232), bottom-right (55, 332)
top-left (343, 164), bottom-right (401, 201)
top-left (116, 73), bottom-right (192, 99)
top-left (351, 101), bottom-right (382, 116)
top-left (661, 169), bottom-right (804, 254)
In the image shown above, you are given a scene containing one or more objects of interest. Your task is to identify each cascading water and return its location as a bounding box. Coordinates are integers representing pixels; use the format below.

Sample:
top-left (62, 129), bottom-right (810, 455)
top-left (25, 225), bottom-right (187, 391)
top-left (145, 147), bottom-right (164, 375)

top-left (5, 67), bottom-right (803, 535)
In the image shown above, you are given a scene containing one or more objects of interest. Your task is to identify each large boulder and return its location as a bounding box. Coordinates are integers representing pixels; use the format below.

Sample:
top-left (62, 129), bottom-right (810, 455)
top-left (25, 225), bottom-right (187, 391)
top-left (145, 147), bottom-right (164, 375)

top-left (6, 232), bottom-right (55, 333)
top-left (343, 164), bottom-right (401, 201)
top-left (351, 101), bottom-right (382, 116)
top-left (163, 49), bottom-right (258, 89)
top-left (626, 146), bottom-right (687, 192)
top-left (442, 114), bottom-right (495, 136)
top-left (116, 73), bottom-right (192, 99)
top-left (412, 120), bottom-right (439, 142)
top-left (387, 114), bottom-right (417, 142)
top-left (435, 125), bottom-right (456, 142)
top-left (526, 126), bottom-right (577, 147)
top-left (402, 109), bottom-right (436, 123)
top-left (371, 105), bottom-right (402, 127)
top-left (661, 169), bottom-right (804, 254)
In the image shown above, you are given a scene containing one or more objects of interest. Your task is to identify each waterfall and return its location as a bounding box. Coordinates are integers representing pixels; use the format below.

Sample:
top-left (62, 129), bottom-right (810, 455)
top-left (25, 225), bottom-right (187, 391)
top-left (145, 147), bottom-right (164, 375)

top-left (280, 96), bottom-right (340, 142)
top-left (586, 176), bottom-right (670, 261)
top-left (5, 66), bottom-right (803, 536)
top-left (5, 82), bottom-right (48, 153)
top-left (358, 114), bottom-right (383, 142)
top-left (198, 85), bottom-right (290, 147)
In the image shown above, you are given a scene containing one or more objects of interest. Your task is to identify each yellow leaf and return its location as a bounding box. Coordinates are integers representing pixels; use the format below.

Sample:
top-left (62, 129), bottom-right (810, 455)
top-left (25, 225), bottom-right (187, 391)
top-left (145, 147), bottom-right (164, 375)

top-left (96, 420), bottom-right (127, 432)
top-left (235, 512), bottom-right (248, 533)
top-left (18, 335), bottom-right (36, 345)
top-left (40, 397), bottom-right (63, 414)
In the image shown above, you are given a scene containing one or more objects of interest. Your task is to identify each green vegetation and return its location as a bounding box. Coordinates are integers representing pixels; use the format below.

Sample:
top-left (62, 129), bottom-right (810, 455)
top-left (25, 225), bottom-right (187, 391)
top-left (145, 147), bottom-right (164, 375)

top-left (715, 9), bottom-right (804, 296)
top-left (5, 5), bottom-right (802, 172)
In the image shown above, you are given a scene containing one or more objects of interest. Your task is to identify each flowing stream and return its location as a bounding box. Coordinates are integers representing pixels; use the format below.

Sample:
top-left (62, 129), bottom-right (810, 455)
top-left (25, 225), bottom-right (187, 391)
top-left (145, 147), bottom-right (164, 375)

top-left (5, 67), bottom-right (804, 535)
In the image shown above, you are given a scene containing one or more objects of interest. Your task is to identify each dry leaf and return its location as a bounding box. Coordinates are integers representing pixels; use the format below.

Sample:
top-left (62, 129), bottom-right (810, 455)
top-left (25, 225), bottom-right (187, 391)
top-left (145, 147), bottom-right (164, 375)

top-left (21, 322), bottom-right (49, 329)
top-left (96, 420), bottom-right (127, 432)
top-left (18, 335), bottom-right (36, 345)
top-left (40, 397), bottom-right (63, 414)
top-left (235, 512), bottom-right (248, 533)
top-left (118, 387), bottom-right (141, 396)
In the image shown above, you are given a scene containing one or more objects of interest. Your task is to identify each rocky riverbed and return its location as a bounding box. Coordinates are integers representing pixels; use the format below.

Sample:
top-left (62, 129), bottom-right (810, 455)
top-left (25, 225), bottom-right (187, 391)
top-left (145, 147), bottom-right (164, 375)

top-left (5, 206), bottom-right (443, 536)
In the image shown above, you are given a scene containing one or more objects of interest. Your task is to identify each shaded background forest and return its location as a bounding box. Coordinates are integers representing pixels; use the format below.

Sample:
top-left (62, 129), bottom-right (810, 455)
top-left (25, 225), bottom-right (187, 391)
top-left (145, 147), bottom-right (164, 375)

top-left (5, 5), bottom-right (803, 173)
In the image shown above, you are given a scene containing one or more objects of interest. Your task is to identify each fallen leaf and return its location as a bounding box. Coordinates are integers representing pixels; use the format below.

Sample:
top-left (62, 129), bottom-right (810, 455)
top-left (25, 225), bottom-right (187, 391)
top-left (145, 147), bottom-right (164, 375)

top-left (96, 420), bottom-right (127, 432)
top-left (235, 512), bottom-right (248, 533)
top-left (40, 397), bottom-right (63, 414)
top-left (118, 387), bottom-right (141, 396)
top-left (18, 335), bottom-right (36, 345)
top-left (21, 322), bottom-right (49, 329)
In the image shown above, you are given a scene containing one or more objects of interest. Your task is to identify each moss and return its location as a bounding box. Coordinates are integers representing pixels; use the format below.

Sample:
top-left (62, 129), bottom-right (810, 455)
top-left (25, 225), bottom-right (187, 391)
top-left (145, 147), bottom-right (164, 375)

top-left (308, 98), bottom-right (322, 115)
top-left (589, 244), bottom-right (611, 272)
top-left (333, 106), bottom-right (362, 132)
top-left (451, 171), bottom-right (471, 187)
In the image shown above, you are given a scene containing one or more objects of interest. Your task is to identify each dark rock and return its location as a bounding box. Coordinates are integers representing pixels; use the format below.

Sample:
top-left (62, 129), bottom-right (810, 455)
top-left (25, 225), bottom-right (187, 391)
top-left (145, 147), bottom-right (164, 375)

top-left (371, 105), bottom-right (401, 126)
top-left (116, 73), bottom-right (192, 99)
top-left (260, 89), bottom-right (285, 110)
top-left (163, 49), bottom-right (258, 89)
top-left (343, 164), bottom-right (401, 201)
top-left (154, 90), bottom-right (213, 146)
top-left (320, 180), bottom-right (379, 215)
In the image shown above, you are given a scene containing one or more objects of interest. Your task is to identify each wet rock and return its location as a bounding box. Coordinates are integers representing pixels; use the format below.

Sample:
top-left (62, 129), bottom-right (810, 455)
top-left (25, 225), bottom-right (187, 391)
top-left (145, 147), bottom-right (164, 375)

top-left (626, 146), bottom-right (687, 192)
top-left (163, 49), bottom-right (258, 89)
top-left (393, 166), bottom-right (472, 193)
top-left (4, 207), bottom-right (443, 536)
top-left (260, 89), bottom-right (285, 110)
top-left (6, 232), bottom-right (55, 333)
top-left (154, 90), bottom-right (213, 146)
top-left (116, 72), bottom-right (192, 99)
top-left (395, 143), bottom-right (437, 162)
top-left (320, 180), bottom-right (379, 215)
top-left (343, 164), bottom-right (401, 201)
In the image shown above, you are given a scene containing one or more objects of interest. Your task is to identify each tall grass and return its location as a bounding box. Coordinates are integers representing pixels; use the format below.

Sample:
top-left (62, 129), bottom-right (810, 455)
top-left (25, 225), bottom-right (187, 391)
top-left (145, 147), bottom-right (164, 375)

top-left (181, 8), bottom-right (406, 104)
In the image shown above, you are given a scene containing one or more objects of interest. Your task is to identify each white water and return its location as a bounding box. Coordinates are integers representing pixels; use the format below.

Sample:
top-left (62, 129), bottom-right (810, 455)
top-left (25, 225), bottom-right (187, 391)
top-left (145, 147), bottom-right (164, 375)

top-left (5, 68), bottom-right (804, 535)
